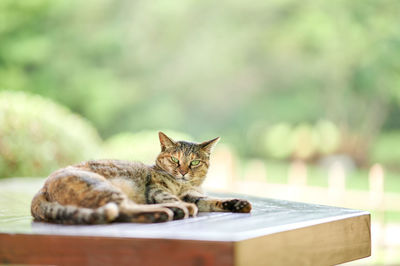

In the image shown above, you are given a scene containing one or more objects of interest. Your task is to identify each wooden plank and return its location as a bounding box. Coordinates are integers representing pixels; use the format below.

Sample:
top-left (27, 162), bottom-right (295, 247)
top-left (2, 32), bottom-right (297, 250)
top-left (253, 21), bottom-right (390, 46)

top-left (235, 214), bottom-right (371, 266)
top-left (0, 234), bottom-right (234, 266)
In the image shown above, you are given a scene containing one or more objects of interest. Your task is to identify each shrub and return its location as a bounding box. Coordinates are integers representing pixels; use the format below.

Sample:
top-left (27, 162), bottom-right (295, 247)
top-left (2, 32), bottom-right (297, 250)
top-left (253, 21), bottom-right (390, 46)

top-left (0, 91), bottom-right (102, 178)
top-left (292, 123), bottom-right (318, 160)
top-left (370, 131), bottom-right (400, 167)
top-left (314, 120), bottom-right (340, 155)
top-left (262, 120), bottom-right (340, 160)
top-left (262, 123), bottom-right (293, 159)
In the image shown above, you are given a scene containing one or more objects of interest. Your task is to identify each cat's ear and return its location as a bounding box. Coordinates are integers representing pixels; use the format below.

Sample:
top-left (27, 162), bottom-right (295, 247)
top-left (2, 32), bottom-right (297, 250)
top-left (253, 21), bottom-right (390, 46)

top-left (159, 132), bottom-right (176, 151)
top-left (200, 137), bottom-right (220, 154)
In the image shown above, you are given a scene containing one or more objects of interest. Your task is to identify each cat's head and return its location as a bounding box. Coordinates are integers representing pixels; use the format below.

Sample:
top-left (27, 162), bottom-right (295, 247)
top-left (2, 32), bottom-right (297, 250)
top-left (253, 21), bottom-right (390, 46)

top-left (155, 132), bottom-right (219, 185)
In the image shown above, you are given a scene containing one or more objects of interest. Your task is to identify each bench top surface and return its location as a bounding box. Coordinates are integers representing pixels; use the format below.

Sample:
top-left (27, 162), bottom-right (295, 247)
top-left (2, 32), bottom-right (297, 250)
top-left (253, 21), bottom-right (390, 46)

top-left (0, 177), bottom-right (368, 242)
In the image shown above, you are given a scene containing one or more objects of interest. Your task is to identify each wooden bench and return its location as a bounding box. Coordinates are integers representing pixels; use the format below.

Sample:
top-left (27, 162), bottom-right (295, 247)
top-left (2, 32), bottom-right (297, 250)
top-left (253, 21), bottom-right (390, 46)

top-left (0, 178), bottom-right (371, 265)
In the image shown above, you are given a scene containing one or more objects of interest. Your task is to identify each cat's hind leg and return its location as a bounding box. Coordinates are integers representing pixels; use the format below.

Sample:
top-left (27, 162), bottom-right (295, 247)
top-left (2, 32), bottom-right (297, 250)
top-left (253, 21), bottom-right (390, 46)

top-left (31, 189), bottom-right (119, 224)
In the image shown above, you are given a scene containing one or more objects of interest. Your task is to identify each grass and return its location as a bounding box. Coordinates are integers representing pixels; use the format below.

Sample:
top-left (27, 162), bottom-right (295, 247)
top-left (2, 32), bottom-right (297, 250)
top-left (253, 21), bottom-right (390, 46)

top-left (383, 211), bottom-right (400, 223)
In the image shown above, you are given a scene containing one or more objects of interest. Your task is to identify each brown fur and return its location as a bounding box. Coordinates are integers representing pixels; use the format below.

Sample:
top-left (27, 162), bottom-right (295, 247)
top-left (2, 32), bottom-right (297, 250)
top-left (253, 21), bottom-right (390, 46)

top-left (31, 132), bottom-right (252, 224)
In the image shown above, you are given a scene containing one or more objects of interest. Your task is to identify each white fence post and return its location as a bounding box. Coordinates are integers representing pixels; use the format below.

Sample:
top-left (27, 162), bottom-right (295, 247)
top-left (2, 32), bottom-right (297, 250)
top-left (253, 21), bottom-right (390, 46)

top-left (328, 161), bottom-right (346, 204)
top-left (287, 160), bottom-right (307, 200)
top-left (369, 163), bottom-right (384, 209)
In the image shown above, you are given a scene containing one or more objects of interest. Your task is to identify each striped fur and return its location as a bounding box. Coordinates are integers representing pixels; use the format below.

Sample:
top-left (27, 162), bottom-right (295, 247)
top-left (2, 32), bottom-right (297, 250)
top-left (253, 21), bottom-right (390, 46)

top-left (31, 132), bottom-right (251, 224)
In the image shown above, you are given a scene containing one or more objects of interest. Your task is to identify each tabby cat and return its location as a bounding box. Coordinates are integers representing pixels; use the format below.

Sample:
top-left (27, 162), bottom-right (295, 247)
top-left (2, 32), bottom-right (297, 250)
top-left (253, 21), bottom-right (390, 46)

top-left (31, 132), bottom-right (252, 224)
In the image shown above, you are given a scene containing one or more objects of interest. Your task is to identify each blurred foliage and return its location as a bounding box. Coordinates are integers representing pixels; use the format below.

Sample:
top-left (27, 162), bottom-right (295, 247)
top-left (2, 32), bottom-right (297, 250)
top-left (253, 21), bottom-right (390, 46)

top-left (0, 91), bottom-right (101, 178)
top-left (254, 120), bottom-right (340, 160)
top-left (371, 131), bottom-right (400, 169)
top-left (0, 0), bottom-right (400, 167)
top-left (263, 123), bottom-right (293, 159)
top-left (102, 130), bottom-right (192, 164)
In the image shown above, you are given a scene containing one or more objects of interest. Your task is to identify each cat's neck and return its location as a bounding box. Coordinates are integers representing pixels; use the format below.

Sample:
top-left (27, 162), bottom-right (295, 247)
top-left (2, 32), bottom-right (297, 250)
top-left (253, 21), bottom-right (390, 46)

top-left (151, 163), bottom-right (166, 172)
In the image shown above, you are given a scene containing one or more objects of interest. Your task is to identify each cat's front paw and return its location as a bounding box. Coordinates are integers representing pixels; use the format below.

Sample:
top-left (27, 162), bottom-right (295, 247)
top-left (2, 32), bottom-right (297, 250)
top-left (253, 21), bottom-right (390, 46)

top-left (169, 206), bottom-right (188, 220)
top-left (222, 199), bottom-right (252, 213)
top-left (183, 202), bottom-right (198, 217)
top-left (138, 209), bottom-right (173, 223)
top-left (161, 202), bottom-right (198, 220)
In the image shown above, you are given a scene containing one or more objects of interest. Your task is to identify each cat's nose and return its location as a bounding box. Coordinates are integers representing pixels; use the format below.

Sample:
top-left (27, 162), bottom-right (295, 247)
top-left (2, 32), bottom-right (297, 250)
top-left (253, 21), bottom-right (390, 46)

top-left (178, 168), bottom-right (188, 176)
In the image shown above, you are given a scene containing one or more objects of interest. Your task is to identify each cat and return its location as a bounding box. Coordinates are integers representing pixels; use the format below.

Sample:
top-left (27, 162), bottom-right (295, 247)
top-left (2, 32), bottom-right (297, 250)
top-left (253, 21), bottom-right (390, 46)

top-left (31, 132), bottom-right (252, 224)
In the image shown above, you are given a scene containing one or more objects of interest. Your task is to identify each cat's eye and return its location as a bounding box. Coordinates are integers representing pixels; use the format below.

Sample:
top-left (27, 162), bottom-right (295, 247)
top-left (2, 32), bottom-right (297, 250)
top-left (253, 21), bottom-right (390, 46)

top-left (171, 156), bottom-right (179, 163)
top-left (191, 160), bottom-right (200, 166)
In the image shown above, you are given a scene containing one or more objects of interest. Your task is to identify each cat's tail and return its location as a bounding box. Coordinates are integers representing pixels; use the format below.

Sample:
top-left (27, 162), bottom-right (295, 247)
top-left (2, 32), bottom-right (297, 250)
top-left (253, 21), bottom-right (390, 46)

top-left (31, 189), bottom-right (119, 224)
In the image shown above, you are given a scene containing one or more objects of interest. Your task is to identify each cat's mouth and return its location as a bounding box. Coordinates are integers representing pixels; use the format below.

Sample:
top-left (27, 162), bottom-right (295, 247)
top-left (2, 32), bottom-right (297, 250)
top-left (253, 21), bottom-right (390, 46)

top-left (175, 175), bottom-right (190, 182)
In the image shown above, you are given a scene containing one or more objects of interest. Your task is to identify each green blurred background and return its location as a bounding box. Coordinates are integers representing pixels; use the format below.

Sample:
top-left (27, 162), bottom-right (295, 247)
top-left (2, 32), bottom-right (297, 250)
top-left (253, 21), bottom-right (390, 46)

top-left (1, 0), bottom-right (400, 264)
